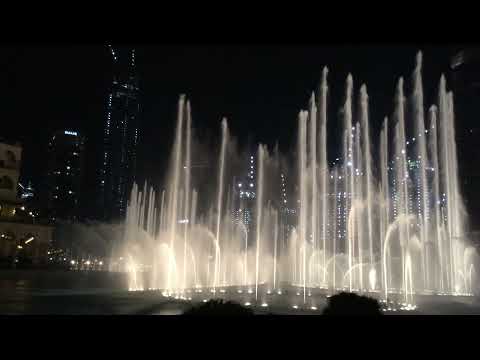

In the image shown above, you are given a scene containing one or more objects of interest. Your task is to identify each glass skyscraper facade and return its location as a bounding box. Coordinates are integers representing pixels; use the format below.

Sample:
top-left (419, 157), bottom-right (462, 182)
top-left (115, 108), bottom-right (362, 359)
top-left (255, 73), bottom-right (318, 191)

top-left (46, 130), bottom-right (85, 222)
top-left (99, 45), bottom-right (140, 221)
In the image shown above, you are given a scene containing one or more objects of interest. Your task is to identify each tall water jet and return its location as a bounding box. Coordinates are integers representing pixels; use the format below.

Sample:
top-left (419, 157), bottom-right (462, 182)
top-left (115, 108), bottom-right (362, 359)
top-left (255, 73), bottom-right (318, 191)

top-left (214, 118), bottom-right (228, 290)
top-left (298, 110), bottom-right (308, 302)
top-left (332, 167), bottom-right (338, 291)
top-left (429, 105), bottom-right (444, 291)
top-left (380, 117), bottom-right (390, 297)
top-left (447, 91), bottom-right (464, 293)
top-left (167, 95), bottom-right (185, 292)
top-left (439, 75), bottom-right (455, 291)
top-left (182, 100), bottom-right (192, 290)
top-left (412, 52), bottom-right (430, 290)
top-left (273, 208), bottom-right (278, 290)
top-left (255, 144), bottom-right (265, 302)
top-left (360, 84), bottom-right (374, 286)
top-left (394, 77), bottom-right (411, 303)
top-left (319, 67), bottom-right (329, 286)
top-left (309, 93), bottom-right (318, 289)
top-left (354, 121), bottom-right (363, 290)
top-left (343, 74), bottom-right (354, 292)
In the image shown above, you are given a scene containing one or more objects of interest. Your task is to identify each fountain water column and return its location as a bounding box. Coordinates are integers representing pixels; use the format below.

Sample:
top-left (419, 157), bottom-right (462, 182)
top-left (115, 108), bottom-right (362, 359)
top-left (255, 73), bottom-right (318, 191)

top-left (182, 101), bottom-right (192, 290)
top-left (273, 209), bottom-right (278, 290)
top-left (309, 93), bottom-right (318, 288)
top-left (380, 117), bottom-right (390, 296)
top-left (332, 168), bottom-right (338, 291)
top-left (319, 67), bottom-right (329, 286)
top-left (214, 118), bottom-right (228, 292)
top-left (167, 95), bottom-right (185, 292)
top-left (243, 223), bottom-right (248, 287)
top-left (138, 184), bottom-right (145, 230)
top-left (159, 190), bottom-right (165, 232)
top-left (255, 144), bottom-right (265, 302)
top-left (429, 106), bottom-right (444, 292)
top-left (224, 188), bottom-right (233, 286)
top-left (439, 77), bottom-right (455, 292)
top-left (413, 52), bottom-right (430, 290)
top-left (298, 110), bottom-right (308, 302)
top-left (343, 74), bottom-right (354, 292)
top-left (395, 78), bottom-right (411, 303)
top-left (152, 193), bottom-right (157, 237)
top-left (190, 190), bottom-right (197, 227)
top-left (146, 187), bottom-right (152, 235)
top-left (360, 85), bottom-right (374, 287)
top-left (448, 92), bottom-right (462, 293)
top-left (177, 191), bottom-right (184, 280)
top-left (355, 121), bottom-right (364, 290)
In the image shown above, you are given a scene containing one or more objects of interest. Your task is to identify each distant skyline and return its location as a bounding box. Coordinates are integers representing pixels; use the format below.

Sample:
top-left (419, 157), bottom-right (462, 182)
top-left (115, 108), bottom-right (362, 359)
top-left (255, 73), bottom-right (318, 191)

top-left (0, 44), bottom-right (470, 209)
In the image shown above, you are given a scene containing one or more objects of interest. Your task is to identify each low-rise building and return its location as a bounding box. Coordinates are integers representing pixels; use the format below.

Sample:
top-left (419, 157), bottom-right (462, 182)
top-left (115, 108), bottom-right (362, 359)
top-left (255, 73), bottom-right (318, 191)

top-left (0, 140), bottom-right (54, 267)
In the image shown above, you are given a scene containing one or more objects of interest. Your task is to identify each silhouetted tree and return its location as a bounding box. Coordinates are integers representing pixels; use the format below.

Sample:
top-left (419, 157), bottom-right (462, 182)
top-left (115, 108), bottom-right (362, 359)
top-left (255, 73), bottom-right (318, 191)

top-left (183, 299), bottom-right (254, 315)
top-left (322, 292), bottom-right (382, 315)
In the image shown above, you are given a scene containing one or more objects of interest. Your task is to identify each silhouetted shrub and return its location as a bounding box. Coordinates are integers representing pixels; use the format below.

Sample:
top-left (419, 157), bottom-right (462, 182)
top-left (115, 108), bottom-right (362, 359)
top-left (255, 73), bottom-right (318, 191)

top-left (322, 292), bottom-right (382, 315)
top-left (183, 299), bottom-right (254, 315)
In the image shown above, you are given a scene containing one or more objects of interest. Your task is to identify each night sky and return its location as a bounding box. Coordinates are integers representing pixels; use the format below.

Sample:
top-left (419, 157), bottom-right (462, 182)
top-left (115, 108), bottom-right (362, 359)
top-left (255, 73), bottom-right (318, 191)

top-left (3, 44), bottom-right (475, 221)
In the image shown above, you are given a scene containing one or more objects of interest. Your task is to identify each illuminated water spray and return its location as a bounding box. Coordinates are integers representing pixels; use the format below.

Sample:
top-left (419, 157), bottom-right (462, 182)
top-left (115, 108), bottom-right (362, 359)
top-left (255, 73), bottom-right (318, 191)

top-left (119, 52), bottom-right (477, 308)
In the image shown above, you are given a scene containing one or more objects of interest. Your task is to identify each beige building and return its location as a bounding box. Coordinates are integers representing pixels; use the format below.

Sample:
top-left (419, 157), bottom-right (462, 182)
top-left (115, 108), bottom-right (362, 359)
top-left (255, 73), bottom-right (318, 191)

top-left (0, 140), bottom-right (54, 266)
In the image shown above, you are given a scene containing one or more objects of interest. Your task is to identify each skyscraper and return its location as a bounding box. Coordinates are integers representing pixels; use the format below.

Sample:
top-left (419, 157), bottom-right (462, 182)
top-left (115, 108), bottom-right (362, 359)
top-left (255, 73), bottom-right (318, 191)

top-left (46, 130), bottom-right (86, 222)
top-left (99, 45), bottom-right (140, 221)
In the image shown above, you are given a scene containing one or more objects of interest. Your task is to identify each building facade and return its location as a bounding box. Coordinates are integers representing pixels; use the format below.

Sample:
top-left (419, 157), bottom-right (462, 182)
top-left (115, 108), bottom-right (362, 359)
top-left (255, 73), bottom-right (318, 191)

top-left (99, 45), bottom-right (140, 221)
top-left (0, 141), bottom-right (22, 215)
top-left (0, 140), bottom-right (53, 267)
top-left (46, 130), bottom-right (86, 222)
